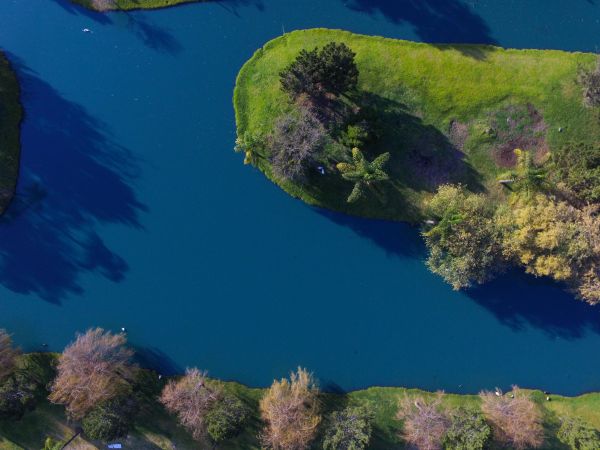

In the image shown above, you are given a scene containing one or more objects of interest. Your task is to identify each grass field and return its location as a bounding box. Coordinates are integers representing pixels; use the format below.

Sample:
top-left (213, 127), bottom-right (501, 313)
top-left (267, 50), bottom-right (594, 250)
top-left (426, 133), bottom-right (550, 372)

top-left (234, 29), bottom-right (600, 222)
top-left (70, 0), bottom-right (201, 11)
top-left (0, 53), bottom-right (22, 215)
top-left (2, 362), bottom-right (600, 450)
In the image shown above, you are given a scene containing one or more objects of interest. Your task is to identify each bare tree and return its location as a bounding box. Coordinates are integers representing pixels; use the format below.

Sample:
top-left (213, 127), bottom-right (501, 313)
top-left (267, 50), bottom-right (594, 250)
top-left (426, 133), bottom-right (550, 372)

top-left (48, 328), bottom-right (135, 419)
top-left (396, 393), bottom-right (450, 450)
top-left (0, 329), bottom-right (18, 381)
top-left (480, 387), bottom-right (544, 449)
top-left (160, 368), bottom-right (221, 441)
top-left (269, 107), bottom-right (327, 183)
top-left (260, 367), bottom-right (321, 450)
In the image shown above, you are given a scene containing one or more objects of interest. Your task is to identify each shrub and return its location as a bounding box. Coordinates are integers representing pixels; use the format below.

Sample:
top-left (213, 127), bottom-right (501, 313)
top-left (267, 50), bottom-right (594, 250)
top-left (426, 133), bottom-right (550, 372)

top-left (269, 108), bottom-right (327, 183)
top-left (0, 375), bottom-right (36, 420)
top-left (280, 42), bottom-right (358, 99)
top-left (339, 122), bottom-right (370, 149)
top-left (82, 396), bottom-right (137, 441)
top-left (479, 387), bottom-right (543, 449)
top-left (557, 417), bottom-right (600, 450)
top-left (579, 62), bottom-right (600, 107)
top-left (205, 394), bottom-right (250, 443)
top-left (260, 367), bottom-right (321, 450)
top-left (322, 405), bottom-right (373, 450)
top-left (443, 408), bottom-right (492, 450)
top-left (552, 142), bottom-right (600, 203)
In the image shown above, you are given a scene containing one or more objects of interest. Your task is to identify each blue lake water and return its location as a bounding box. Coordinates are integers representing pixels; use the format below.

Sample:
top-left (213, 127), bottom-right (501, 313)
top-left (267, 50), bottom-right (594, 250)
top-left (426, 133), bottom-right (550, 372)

top-left (2, 0), bottom-right (600, 395)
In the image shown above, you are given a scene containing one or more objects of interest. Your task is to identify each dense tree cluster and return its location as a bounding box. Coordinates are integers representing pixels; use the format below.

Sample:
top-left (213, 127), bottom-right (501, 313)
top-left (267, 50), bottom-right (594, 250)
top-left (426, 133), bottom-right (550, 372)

top-left (423, 184), bottom-right (503, 290)
top-left (552, 142), bottom-right (600, 203)
top-left (280, 42), bottom-right (358, 100)
top-left (558, 417), bottom-right (600, 449)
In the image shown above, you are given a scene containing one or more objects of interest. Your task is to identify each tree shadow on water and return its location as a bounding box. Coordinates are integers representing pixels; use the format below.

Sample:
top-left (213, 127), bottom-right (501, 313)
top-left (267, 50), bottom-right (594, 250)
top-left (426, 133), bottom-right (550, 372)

top-left (0, 54), bottom-right (146, 304)
top-left (344, 0), bottom-right (497, 57)
top-left (467, 270), bottom-right (600, 340)
top-left (49, 0), bottom-right (182, 54)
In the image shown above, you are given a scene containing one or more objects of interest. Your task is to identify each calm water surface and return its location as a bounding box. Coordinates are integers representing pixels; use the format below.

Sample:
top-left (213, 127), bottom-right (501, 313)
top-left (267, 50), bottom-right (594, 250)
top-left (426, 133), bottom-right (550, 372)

top-left (1, 0), bottom-right (600, 395)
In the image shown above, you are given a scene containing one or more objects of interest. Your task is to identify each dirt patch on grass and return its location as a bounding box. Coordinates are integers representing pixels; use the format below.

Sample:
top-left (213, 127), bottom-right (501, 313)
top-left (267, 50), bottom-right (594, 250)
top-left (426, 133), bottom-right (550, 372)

top-left (448, 120), bottom-right (469, 151)
top-left (490, 104), bottom-right (548, 167)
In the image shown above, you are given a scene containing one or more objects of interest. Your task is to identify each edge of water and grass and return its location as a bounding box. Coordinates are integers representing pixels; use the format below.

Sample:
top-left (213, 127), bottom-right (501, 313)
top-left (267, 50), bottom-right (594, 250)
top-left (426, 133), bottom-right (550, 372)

top-left (234, 28), bottom-right (600, 223)
top-left (1, 353), bottom-right (600, 449)
top-left (0, 52), bottom-right (22, 215)
top-left (69, 0), bottom-right (203, 12)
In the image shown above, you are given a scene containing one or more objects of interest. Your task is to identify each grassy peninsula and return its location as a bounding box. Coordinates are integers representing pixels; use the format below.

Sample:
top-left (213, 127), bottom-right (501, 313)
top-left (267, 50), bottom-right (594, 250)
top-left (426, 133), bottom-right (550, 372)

top-left (2, 352), bottom-right (600, 450)
top-left (234, 29), bottom-right (600, 302)
top-left (0, 53), bottom-right (22, 215)
top-left (235, 29), bottom-right (599, 221)
top-left (70, 0), bottom-right (201, 11)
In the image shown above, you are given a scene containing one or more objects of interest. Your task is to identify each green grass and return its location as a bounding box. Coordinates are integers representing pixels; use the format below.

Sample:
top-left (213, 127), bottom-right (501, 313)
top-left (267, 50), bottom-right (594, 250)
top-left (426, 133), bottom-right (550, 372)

top-left (70, 0), bottom-right (202, 11)
top-left (234, 29), bottom-right (600, 222)
top-left (0, 52), bottom-right (22, 215)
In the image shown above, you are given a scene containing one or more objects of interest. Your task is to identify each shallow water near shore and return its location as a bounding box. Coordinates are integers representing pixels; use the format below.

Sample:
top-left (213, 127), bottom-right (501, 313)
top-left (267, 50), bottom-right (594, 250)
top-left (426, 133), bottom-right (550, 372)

top-left (2, 0), bottom-right (600, 394)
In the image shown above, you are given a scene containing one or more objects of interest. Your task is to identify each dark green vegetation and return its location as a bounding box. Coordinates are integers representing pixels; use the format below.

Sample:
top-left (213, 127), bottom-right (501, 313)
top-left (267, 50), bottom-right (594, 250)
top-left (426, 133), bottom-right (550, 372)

top-left (70, 0), bottom-right (201, 12)
top-left (234, 29), bottom-right (600, 304)
top-left (0, 53), bottom-right (22, 215)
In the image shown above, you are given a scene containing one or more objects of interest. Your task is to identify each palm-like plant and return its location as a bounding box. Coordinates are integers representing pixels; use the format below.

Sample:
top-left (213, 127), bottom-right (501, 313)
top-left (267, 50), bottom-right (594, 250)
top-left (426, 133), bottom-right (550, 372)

top-left (336, 148), bottom-right (390, 203)
top-left (499, 148), bottom-right (549, 198)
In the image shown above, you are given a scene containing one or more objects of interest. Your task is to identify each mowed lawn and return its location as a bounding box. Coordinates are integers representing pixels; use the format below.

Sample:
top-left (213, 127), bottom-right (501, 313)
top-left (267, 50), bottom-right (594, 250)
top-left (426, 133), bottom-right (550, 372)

top-left (234, 29), bottom-right (600, 222)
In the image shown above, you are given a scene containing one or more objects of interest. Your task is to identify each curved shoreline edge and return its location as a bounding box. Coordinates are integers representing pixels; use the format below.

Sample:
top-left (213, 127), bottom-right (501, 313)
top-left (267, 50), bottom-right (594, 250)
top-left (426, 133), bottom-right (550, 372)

top-left (69, 0), bottom-right (203, 12)
top-left (1, 352), bottom-right (600, 448)
top-left (0, 52), bottom-right (22, 215)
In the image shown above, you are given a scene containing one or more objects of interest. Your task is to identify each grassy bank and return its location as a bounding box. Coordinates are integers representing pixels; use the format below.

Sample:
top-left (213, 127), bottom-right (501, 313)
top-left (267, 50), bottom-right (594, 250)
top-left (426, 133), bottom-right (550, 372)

top-left (0, 52), bottom-right (21, 215)
top-left (70, 0), bottom-right (201, 11)
top-left (1, 354), bottom-right (600, 449)
top-left (234, 29), bottom-right (600, 222)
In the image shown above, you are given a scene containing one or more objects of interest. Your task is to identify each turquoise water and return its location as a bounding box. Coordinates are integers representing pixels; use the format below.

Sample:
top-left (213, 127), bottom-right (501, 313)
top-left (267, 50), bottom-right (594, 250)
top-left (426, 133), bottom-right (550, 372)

top-left (2, 0), bottom-right (600, 395)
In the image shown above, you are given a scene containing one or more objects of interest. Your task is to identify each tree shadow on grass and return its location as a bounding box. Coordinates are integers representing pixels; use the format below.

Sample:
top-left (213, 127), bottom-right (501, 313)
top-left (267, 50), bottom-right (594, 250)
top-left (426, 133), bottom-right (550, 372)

top-left (466, 269), bottom-right (600, 340)
top-left (304, 93), bottom-right (483, 222)
top-left (343, 0), bottom-right (497, 57)
top-left (0, 55), bottom-right (146, 304)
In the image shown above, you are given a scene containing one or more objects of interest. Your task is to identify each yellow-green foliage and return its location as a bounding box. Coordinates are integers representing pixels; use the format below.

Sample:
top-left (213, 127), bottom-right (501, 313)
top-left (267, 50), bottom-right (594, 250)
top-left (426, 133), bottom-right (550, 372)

top-left (234, 29), bottom-right (600, 221)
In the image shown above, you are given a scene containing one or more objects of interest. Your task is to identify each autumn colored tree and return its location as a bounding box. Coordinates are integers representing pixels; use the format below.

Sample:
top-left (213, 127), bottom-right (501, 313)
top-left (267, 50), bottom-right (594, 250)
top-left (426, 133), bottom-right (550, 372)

top-left (160, 368), bottom-right (221, 441)
top-left (423, 184), bottom-right (504, 290)
top-left (397, 393), bottom-right (450, 450)
top-left (0, 329), bottom-right (18, 381)
top-left (336, 148), bottom-right (390, 203)
top-left (479, 387), bottom-right (544, 449)
top-left (48, 328), bottom-right (135, 419)
top-left (259, 367), bottom-right (321, 450)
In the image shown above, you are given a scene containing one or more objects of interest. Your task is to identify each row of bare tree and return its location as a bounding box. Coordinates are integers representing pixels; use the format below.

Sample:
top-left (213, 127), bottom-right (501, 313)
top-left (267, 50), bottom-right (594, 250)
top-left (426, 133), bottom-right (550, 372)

top-left (0, 328), bottom-right (557, 449)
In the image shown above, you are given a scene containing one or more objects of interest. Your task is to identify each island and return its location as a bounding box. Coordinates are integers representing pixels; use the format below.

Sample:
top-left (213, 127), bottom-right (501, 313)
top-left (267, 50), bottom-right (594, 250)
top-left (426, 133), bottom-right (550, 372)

top-left (0, 52), bottom-right (22, 215)
top-left (1, 327), bottom-right (599, 449)
top-left (234, 29), bottom-right (600, 304)
top-left (70, 0), bottom-right (201, 11)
